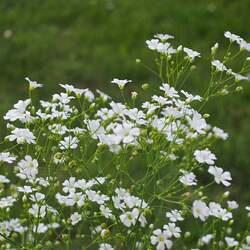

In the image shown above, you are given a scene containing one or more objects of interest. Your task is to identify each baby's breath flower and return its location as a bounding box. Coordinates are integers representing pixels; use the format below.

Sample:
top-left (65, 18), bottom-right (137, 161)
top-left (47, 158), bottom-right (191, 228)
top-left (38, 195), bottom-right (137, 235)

top-left (25, 77), bottom-right (43, 90)
top-left (111, 78), bottom-right (131, 89)
top-left (208, 166), bottom-right (232, 186)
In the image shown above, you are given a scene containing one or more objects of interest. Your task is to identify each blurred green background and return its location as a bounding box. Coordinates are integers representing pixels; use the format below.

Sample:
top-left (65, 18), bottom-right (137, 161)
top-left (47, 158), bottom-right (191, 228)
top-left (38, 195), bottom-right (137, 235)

top-left (0, 0), bottom-right (249, 203)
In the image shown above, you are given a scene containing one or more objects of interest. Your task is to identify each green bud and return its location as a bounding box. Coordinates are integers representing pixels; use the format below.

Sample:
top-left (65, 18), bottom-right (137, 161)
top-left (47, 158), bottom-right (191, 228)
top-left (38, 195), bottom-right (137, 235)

top-left (101, 228), bottom-right (111, 239)
top-left (142, 83), bottom-right (149, 90)
top-left (136, 58), bottom-right (141, 64)
top-left (236, 86), bottom-right (243, 92)
top-left (184, 232), bottom-right (191, 238)
top-left (131, 91), bottom-right (138, 100)
top-left (190, 65), bottom-right (196, 71)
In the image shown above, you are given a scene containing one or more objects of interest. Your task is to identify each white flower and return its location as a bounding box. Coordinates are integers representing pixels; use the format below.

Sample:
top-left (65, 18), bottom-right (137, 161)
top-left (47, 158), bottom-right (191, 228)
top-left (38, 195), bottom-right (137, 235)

top-left (99, 243), bottom-right (114, 250)
top-left (208, 166), bottom-right (232, 186)
top-left (84, 89), bottom-right (95, 101)
top-left (188, 113), bottom-right (207, 134)
top-left (154, 34), bottom-right (174, 41)
top-left (59, 136), bottom-right (79, 150)
top-left (181, 90), bottom-right (202, 103)
top-left (86, 119), bottom-right (105, 139)
top-left (0, 152), bottom-right (16, 164)
top-left (0, 196), bottom-right (16, 208)
top-left (209, 202), bottom-right (232, 221)
top-left (17, 185), bottom-right (34, 193)
top-left (150, 229), bottom-right (173, 250)
top-left (225, 237), bottom-right (239, 248)
top-left (0, 175), bottom-right (10, 184)
top-left (211, 60), bottom-right (227, 72)
top-left (224, 31), bottom-right (243, 43)
top-left (184, 47), bottom-right (201, 59)
top-left (156, 43), bottom-right (175, 55)
top-left (146, 39), bottom-right (160, 50)
top-left (119, 208), bottom-right (139, 227)
top-left (192, 200), bottom-right (210, 221)
top-left (239, 40), bottom-right (250, 52)
top-left (160, 83), bottom-right (179, 98)
top-left (30, 192), bottom-right (45, 202)
top-left (52, 93), bottom-right (74, 104)
top-left (70, 212), bottom-right (82, 225)
top-left (163, 223), bottom-right (181, 238)
top-left (227, 200), bottom-right (239, 210)
top-left (166, 209), bottom-right (184, 222)
top-left (4, 99), bottom-right (31, 122)
top-left (100, 205), bottom-right (113, 219)
top-left (62, 177), bottom-right (76, 193)
top-left (6, 128), bottom-right (36, 144)
top-left (212, 127), bottom-right (228, 140)
top-left (194, 149), bottom-right (217, 165)
top-left (59, 83), bottom-right (76, 93)
top-left (29, 204), bottom-right (46, 218)
top-left (111, 78), bottom-right (131, 89)
top-left (96, 89), bottom-right (111, 101)
top-left (113, 122), bottom-right (140, 144)
top-left (49, 124), bottom-right (68, 135)
top-left (86, 190), bottom-right (109, 205)
top-left (17, 155), bottom-right (39, 180)
top-left (25, 77), bottom-right (43, 89)
top-left (179, 171), bottom-right (197, 186)
top-left (33, 223), bottom-right (48, 234)
top-left (199, 234), bottom-right (213, 245)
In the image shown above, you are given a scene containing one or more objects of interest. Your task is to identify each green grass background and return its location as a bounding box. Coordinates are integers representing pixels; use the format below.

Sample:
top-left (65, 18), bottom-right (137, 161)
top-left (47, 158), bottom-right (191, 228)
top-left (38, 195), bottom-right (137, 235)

top-left (0, 0), bottom-right (249, 203)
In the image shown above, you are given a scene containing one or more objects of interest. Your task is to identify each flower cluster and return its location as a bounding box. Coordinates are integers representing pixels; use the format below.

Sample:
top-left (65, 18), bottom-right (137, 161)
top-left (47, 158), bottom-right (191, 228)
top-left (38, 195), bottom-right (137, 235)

top-left (0, 32), bottom-right (249, 250)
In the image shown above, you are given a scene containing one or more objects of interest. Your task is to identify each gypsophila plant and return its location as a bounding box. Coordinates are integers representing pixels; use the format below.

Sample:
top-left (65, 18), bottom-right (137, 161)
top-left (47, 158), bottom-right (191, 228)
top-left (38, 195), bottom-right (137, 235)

top-left (0, 31), bottom-right (250, 250)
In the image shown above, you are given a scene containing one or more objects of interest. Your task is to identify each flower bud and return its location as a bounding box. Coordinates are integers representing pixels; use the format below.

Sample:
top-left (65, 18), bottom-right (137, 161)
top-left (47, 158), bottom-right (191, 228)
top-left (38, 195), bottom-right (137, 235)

top-left (101, 229), bottom-right (111, 239)
top-left (131, 91), bottom-right (138, 100)
top-left (236, 86), bottom-right (243, 92)
top-left (184, 232), bottom-right (191, 238)
top-left (223, 191), bottom-right (230, 198)
top-left (142, 83), bottom-right (149, 90)
top-left (211, 43), bottom-right (219, 56)
top-left (190, 65), bottom-right (196, 71)
top-left (136, 58), bottom-right (141, 64)
top-left (177, 45), bottom-right (183, 52)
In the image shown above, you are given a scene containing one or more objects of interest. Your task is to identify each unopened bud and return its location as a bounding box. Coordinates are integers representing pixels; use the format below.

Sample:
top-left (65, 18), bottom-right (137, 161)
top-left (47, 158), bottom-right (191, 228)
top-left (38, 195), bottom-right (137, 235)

top-left (101, 229), bottom-right (111, 239)
top-left (211, 43), bottom-right (219, 56)
top-left (136, 58), bottom-right (141, 64)
top-left (184, 232), bottom-right (191, 238)
top-left (142, 83), bottom-right (149, 90)
top-left (236, 86), bottom-right (243, 92)
top-left (190, 65), bottom-right (196, 71)
top-left (131, 91), bottom-right (138, 100)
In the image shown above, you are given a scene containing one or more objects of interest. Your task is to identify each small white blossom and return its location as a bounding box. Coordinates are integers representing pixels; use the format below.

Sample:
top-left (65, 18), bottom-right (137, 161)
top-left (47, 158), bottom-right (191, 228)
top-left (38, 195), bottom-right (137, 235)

top-left (150, 229), bottom-right (173, 250)
top-left (179, 171), bottom-right (197, 186)
top-left (25, 77), bottom-right (43, 89)
top-left (6, 128), bottom-right (36, 144)
top-left (59, 136), bottom-right (79, 150)
top-left (192, 200), bottom-right (210, 221)
top-left (70, 212), bottom-right (82, 225)
top-left (111, 78), bottom-right (131, 89)
top-left (225, 237), bottom-right (239, 248)
top-left (0, 152), bottom-right (16, 164)
top-left (166, 210), bottom-right (184, 222)
top-left (208, 166), bottom-right (232, 186)
top-left (194, 149), bottom-right (217, 165)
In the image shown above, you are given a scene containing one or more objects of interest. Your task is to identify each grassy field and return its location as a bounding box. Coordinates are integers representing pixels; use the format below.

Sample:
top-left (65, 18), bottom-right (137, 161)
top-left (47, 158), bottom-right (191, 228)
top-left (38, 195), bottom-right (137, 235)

top-left (0, 0), bottom-right (250, 202)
